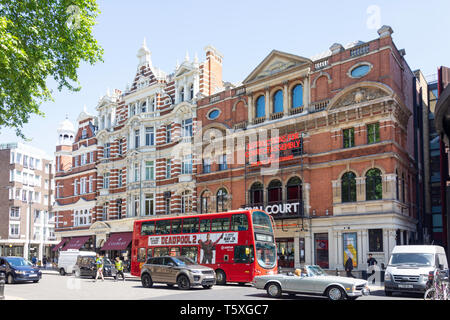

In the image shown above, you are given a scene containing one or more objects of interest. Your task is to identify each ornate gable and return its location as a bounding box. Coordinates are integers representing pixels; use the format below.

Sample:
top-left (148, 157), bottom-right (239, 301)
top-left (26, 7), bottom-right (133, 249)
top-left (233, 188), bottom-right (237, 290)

top-left (243, 50), bottom-right (312, 84)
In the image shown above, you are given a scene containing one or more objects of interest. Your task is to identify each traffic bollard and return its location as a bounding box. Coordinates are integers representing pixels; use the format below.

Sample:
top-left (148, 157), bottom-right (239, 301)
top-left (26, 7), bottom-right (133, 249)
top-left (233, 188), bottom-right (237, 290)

top-left (0, 272), bottom-right (5, 300)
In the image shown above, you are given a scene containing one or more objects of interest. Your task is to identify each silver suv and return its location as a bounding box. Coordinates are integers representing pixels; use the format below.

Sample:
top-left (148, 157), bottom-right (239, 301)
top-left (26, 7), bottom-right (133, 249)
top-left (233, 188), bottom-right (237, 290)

top-left (140, 256), bottom-right (216, 290)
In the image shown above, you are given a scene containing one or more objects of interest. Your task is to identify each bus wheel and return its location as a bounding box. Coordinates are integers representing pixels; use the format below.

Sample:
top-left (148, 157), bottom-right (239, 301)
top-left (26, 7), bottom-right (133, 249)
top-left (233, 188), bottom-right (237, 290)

top-left (141, 273), bottom-right (153, 288)
top-left (215, 269), bottom-right (226, 285)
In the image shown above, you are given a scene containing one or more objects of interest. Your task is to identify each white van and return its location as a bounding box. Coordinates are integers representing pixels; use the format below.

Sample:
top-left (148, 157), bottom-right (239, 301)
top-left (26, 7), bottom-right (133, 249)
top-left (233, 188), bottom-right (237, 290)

top-left (57, 250), bottom-right (96, 276)
top-left (384, 245), bottom-right (448, 296)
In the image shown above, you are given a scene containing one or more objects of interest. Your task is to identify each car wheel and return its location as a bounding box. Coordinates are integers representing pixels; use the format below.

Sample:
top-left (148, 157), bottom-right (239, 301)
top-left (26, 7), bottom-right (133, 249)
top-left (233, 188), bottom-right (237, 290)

top-left (326, 286), bottom-right (345, 301)
top-left (424, 288), bottom-right (436, 300)
top-left (215, 269), bottom-right (226, 285)
top-left (177, 275), bottom-right (191, 290)
top-left (59, 268), bottom-right (66, 276)
top-left (266, 282), bottom-right (282, 298)
top-left (141, 273), bottom-right (153, 288)
top-left (7, 274), bottom-right (15, 284)
top-left (384, 290), bottom-right (393, 297)
top-left (202, 285), bottom-right (213, 289)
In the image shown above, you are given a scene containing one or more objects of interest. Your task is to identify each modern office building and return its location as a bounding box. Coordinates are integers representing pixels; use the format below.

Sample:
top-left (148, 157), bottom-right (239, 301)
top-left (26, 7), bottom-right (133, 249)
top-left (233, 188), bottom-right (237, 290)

top-left (0, 142), bottom-right (56, 261)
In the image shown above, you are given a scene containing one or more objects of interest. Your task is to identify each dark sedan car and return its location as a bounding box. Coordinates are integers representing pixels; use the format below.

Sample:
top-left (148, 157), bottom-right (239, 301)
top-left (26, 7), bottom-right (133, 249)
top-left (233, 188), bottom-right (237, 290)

top-left (73, 256), bottom-right (117, 279)
top-left (0, 256), bottom-right (42, 284)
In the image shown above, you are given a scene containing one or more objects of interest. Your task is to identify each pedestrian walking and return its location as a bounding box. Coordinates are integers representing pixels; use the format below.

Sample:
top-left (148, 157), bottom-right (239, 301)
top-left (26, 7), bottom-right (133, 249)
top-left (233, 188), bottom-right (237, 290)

top-left (94, 253), bottom-right (104, 282)
top-left (31, 255), bottom-right (37, 267)
top-left (114, 257), bottom-right (125, 282)
top-left (43, 256), bottom-right (47, 269)
top-left (345, 256), bottom-right (356, 278)
top-left (367, 253), bottom-right (378, 283)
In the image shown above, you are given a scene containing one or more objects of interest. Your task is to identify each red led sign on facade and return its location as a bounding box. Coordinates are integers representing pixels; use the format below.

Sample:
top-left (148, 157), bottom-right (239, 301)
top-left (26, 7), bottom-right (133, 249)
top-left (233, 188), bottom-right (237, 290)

top-left (246, 132), bottom-right (302, 166)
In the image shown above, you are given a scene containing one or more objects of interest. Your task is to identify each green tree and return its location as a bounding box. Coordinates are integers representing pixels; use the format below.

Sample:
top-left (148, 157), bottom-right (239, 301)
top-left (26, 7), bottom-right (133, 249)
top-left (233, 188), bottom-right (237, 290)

top-left (0, 0), bottom-right (103, 137)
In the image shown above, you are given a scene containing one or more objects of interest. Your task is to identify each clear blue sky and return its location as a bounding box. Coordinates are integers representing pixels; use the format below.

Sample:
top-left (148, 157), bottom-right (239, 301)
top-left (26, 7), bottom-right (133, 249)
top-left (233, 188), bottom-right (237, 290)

top-left (1, 0), bottom-right (449, 157)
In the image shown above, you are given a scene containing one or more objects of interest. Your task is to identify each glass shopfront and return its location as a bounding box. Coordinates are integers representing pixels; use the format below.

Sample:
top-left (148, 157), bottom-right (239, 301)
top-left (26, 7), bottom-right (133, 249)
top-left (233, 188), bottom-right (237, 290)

top-left (276, 238), bottom-right (294, 268)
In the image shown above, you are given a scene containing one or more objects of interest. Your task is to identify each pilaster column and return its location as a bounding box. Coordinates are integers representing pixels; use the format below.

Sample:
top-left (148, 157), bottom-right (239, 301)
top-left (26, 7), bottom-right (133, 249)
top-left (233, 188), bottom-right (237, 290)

top-left (294, 235), bottom-right (300, 268)
top-left (356, 177), bottom-right (365, 202)
top-left (283, 81), bottom-right (289, 116)
top-left (357, 230), bottom-right (362, 269)
top-left (305, 232), bottom-right (312, 265)
top-left (264, 88), bottom-right (270, 119)
top-left (303, 183), bottom-right (311, 216)
top-left (247, 94), bottom-right (253, 124)
top-left (337, 231), bottom-right (343, 268)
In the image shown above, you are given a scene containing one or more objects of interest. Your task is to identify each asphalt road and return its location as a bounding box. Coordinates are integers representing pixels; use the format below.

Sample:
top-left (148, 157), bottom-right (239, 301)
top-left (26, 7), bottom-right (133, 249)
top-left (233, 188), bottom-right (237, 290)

top-left (3, 271), bottom-right (423, 301)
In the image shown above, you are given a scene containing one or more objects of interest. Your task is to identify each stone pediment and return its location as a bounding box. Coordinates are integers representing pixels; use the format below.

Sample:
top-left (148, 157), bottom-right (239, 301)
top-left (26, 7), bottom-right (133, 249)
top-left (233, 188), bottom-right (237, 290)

top-left (243, 50), bottom-right (312, 84)
top-left (327, 82), bottom-right (393, 111)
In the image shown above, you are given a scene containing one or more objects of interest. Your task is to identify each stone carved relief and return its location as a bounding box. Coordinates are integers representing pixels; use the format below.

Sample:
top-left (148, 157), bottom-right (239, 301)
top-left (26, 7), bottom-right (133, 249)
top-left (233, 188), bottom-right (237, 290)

top-left (332, 87), bottom-right (388, 109)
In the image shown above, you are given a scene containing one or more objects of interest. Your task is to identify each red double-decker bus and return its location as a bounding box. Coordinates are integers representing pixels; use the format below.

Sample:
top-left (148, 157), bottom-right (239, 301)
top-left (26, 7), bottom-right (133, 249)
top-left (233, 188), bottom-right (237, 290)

top-left (130, 209), bottom-right (277, 284)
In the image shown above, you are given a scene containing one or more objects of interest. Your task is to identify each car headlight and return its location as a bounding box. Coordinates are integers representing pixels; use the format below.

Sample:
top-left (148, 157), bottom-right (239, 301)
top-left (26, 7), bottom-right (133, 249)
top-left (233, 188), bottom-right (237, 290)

top-left (190, 269), bottom-right (201, 274)
top-left (15, 270), bottom-right (26, 275)
top-left (420, 274), bottom-right (429, 282)
top-left (384, 272), bottom-right (392, 281)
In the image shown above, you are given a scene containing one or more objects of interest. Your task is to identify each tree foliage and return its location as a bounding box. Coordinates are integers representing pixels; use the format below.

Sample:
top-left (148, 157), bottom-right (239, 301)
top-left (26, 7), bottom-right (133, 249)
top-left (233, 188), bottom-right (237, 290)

top-left (0, 0), bottom-right (103, 137)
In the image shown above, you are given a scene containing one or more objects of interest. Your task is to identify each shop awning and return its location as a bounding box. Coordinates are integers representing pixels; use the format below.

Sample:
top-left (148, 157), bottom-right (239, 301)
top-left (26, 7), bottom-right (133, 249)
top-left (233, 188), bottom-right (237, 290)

top-left (101, 232), bottom-right (132, 251)
top-left (61, 236), bottom-right (90, 251)
top-left (52, 239), bottom-right (67, 252)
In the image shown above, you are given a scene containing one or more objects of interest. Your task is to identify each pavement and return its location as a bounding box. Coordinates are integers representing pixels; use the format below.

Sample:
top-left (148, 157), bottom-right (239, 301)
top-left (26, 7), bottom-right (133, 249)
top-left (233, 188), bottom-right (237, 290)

top-left (39, 268), bottom-right (140, 280)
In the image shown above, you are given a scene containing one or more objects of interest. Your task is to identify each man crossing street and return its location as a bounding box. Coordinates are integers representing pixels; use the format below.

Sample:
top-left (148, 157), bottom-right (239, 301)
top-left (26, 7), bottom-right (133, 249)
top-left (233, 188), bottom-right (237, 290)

top-left (115, 257), bottom-right (125, 282)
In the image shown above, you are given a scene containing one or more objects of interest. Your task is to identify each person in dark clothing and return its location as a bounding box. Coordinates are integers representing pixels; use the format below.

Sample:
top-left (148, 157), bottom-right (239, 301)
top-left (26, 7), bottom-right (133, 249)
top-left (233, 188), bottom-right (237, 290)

top-left (367, 254), bottom-right (377, 266)
top-left (345, 256), bottom-right (355, 278)
top-left (367, 254), bottom-right (378, 283)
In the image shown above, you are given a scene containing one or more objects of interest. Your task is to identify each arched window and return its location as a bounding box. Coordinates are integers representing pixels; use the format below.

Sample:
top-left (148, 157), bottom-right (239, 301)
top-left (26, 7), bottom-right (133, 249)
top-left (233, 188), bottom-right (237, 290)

top-left (189, 84), bottom-right (194, 100)
top-left (341, 172), bottom-right (356, 203)
top-left (249, 182), bottom-right (264, 206)
top-left (292, 84), bottom-right (303, 109)
top-left (255, 95), bottom-right (265, 118)
top-left (366, 168), bottom-right (382, 201)
top-left (286, 177), bottom-right (302, 202)
top-left (273, 90), bottom-right (283, 114)
top-left (200, 191), bottom-right (210, 214)
top-left (216, 188), bottom-right (228, 212)
top-left (267, 180), bottom-right (282, 204)
top-left (180, 88), bottom-right (184, 103)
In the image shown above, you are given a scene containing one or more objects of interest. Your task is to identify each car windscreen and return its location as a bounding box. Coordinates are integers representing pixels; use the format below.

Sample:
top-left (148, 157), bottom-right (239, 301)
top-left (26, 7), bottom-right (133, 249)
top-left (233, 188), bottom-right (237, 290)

top-left (172, 257), bottom-right (196, 266)
top-left (389, 253), bottom-right (434, 266)
top-left (308, 265), bottom-right (325, 276)
top-left (103, 258), bottom-right (112, 265)
top-left (6, 257), bottom-right (32, 267)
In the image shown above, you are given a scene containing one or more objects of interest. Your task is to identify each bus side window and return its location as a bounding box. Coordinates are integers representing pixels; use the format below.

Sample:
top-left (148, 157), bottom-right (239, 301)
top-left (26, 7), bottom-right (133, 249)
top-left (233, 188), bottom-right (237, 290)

top-left (200, 219), bottom-right (211, 232)
top-left (141, 221), bottom-right (155, 236)
top-left (182, 218), bottom-right (199, 233)
top-left (172, 219), bottom-right (182, 234)
top-left (147, 248), bottom-right (153, 260)
top-left (231, 214), bottom-right (248, 231)
top-left (211, 217), bottom-right (230, 232)
top-left (234, 246), bottom-right (253, 263)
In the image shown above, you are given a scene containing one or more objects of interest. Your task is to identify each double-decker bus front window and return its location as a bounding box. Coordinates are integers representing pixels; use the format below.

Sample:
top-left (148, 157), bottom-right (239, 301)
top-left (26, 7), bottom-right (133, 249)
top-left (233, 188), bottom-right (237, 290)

top-left (253, 211), bottom-right (276, 269)
top-left (255, 242), bottom-right (276, 269)
top-left (252, 211), bottom-right (273, 233)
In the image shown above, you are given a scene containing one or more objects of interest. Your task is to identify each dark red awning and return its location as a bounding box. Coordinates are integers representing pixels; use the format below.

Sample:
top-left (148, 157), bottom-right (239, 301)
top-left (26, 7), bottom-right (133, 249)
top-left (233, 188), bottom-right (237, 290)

top-left (101, 232), bottom-right (132, 251)
top-left (52, 239), bottom-right (67, 252)
top-left (61, 236), bottom-right (90, 251)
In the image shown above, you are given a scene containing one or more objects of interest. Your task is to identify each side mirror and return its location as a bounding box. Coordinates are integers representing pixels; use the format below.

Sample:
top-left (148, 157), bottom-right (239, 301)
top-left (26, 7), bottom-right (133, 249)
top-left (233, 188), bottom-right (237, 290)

top-left (439, 264), bottom-right (444, 270)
